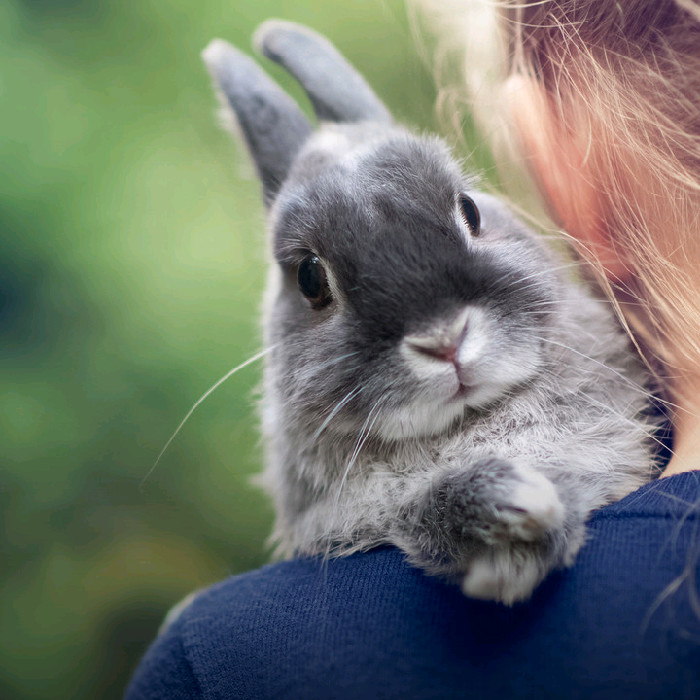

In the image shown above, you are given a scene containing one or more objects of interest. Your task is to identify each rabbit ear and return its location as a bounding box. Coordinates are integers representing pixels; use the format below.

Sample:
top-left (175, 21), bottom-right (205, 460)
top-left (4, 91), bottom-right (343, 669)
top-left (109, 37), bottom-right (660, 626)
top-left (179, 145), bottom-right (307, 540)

top-left (254, 20), bottom-right (392, 125)
top-left (202, 39), bottom-right (313, 205)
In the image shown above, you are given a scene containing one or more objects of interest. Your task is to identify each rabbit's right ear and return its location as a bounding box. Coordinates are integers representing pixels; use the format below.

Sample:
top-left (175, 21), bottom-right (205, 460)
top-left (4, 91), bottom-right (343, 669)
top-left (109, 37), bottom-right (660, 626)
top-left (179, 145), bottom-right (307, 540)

top-left (202, 39), bottom-right (313, 206)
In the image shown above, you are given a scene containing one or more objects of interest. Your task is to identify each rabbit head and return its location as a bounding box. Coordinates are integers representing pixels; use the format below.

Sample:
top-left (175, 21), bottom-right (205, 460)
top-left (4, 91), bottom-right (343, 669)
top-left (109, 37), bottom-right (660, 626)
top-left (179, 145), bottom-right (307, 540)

top-left (203, 21), bottom-right (562, 441)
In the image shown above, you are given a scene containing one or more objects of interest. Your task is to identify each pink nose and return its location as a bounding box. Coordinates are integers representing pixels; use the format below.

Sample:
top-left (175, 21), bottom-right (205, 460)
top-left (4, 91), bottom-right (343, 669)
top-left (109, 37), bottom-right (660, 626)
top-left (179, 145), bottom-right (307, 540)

top-left (405, 311), bottom-right (470, 367)
top-left (407, 341), bottom-right (457, 364)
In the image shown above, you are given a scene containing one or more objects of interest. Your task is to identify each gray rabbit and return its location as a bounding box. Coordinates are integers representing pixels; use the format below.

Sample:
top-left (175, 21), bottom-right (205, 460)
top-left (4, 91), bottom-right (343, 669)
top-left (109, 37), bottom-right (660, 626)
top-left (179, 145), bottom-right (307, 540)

top-left (202, 21), bottom-right (660, 604)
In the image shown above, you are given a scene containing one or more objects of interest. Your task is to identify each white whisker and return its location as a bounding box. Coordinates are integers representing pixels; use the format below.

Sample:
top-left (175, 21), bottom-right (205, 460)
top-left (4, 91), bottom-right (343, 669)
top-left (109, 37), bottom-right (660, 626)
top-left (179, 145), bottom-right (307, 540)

top-left (534, 334), bottom-right (655, 397)
top-left (323, 396), bottom-right (386, 559)
top-left (580, 392), bottom-right (671, 457)
top-left (334, 398), bottom-right (385, 505)
top-left (321, 351), bottom-right (360, 368)
top-left (141, 344), bottom-right (277, 488)
top-left (313, 383), bottom-right (366, 440)
top-left (511, 261), bottom-right (583, 286)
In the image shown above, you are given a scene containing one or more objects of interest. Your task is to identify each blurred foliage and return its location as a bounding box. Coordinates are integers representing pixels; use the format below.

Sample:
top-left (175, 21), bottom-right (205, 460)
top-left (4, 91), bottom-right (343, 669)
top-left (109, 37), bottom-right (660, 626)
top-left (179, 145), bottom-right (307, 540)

top-left (0, 1), bottom-right (492, 697)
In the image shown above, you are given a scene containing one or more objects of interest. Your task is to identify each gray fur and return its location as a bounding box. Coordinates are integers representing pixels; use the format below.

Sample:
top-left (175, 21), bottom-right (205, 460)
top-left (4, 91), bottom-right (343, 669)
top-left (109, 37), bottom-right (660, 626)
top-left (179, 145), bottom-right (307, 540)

top-left (203, 23), bottom-right (660, 604)
top-left (202, 39), bottom-right (312, 205)
top-left (254, 20), bottom-right (392, 124)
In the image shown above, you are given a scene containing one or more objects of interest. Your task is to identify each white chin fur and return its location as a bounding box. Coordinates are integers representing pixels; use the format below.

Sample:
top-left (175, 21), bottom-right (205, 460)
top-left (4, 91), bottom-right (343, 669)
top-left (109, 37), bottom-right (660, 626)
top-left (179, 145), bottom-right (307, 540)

top-left (374, 399), bottom-right (466, 440)
top-left (460, 374), bottom-right (523, 409)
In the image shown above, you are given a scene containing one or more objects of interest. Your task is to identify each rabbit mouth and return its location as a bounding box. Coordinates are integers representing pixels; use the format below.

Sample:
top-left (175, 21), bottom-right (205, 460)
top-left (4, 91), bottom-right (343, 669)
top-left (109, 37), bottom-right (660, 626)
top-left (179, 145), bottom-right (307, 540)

top-left (451, 382), bottom-right (474, 401)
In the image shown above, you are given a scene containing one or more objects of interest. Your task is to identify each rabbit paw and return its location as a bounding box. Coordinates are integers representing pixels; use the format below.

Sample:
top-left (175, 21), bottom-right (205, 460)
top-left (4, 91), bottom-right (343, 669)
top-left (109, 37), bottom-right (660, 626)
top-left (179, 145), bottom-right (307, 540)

top-left (433, 457), bottom-right (565, 546)
top-left (488, 463), bottom-right (565, 541)
top-left (461, 546), bottom-right (550, 604)
top-left (458, 459), bottom-right (568, 604)
top-left (406, 457), bottom-right (574, 604)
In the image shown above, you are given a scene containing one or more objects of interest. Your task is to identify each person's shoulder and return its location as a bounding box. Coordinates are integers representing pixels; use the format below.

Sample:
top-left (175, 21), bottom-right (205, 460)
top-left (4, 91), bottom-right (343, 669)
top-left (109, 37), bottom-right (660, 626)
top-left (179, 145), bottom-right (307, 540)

top-left (125, 473), bottom-right (700, 700)
top-left (124, 596), bottom-right (202, 700)
top-left (179, 546), bottom-right (424, 635)
top-left (175, 545), bottom-right (453, 656)
top-left (126, 547), bottom-right (454, 700)
top-left (590, 470), bottom-right (700, 520)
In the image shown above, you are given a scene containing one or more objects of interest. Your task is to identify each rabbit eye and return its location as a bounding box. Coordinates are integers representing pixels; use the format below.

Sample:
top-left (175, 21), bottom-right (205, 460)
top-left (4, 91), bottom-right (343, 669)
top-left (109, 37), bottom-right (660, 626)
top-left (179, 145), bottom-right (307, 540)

top-left (459, 194), bottom-right (480, 236)
top-left (298, 255), bottom-right (332, 309)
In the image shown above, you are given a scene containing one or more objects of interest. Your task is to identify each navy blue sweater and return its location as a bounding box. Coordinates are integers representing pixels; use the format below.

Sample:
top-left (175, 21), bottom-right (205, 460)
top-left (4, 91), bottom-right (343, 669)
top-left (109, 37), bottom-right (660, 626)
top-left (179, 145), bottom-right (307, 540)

top-left (126, 472), bottom-right (700, 699)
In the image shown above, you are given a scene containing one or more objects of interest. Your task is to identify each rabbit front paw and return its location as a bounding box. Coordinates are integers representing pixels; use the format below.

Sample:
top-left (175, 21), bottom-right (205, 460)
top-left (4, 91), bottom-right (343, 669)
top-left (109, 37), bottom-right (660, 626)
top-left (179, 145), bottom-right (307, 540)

top-left (481, 462), bottom-right (565, 542)
top-left (404, 457), bottom-right (578, 604)
top-left (460, 545), bottom-right (552, 604)
top-left (459, 462), bottom-right (568, 604)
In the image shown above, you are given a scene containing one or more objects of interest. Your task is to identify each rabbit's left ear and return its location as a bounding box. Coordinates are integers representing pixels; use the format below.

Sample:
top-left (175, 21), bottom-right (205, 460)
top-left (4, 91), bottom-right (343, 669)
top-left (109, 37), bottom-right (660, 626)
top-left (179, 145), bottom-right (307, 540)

top-left (202, 39), bottom-right (313, 206)
top-left (254, 20), bottom-right (392, 125)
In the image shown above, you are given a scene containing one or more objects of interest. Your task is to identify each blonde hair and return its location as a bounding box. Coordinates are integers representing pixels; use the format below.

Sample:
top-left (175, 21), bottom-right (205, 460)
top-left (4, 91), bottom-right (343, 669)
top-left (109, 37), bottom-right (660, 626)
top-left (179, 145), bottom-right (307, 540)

top-left (417, 0), bottom-right (700, 404)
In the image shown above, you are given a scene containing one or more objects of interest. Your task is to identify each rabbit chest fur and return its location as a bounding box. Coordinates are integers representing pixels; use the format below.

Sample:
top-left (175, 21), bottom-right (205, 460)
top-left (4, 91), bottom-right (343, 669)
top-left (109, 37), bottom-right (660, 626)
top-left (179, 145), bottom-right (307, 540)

top-left (203, 21), bottom-right (659, 603)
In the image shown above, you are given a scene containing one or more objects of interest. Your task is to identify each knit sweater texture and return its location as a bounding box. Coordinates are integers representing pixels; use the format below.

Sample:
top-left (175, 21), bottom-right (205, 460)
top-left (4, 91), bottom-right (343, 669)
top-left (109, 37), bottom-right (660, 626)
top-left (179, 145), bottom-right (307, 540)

top-left (125, 471), bottom-right (700, 699)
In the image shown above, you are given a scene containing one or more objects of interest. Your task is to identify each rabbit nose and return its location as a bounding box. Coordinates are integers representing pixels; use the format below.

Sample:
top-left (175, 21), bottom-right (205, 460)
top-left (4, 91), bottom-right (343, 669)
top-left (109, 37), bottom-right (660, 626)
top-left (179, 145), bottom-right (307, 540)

top-left (405, 337), bottom-right (459, 364)
top-left (405, 309), bottom-right (470, 365)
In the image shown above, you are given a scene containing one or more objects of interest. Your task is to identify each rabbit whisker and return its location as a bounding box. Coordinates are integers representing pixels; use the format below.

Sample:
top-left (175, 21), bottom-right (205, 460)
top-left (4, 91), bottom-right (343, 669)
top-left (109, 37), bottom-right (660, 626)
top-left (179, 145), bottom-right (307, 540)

top-left (142, 344), bottom-right (278, 488)
top-left (511, 261), bottom-right (583, 286)
top-left (323, 396), bottom-right (386, 559)
top-left (309, 351), bottom-right (361, 382)
top-left (487, 261), bottom-right (580, 295)
top-left (321, 351), bottom-right (360, 368)
top-left (335, 396), bottom-right (386, 504)
top-left (313, 383), bottom-right (366, 441)
top-left (533, 335), bottom-right (671, 406)
top-left (579, 392), bottom-right (671, 457)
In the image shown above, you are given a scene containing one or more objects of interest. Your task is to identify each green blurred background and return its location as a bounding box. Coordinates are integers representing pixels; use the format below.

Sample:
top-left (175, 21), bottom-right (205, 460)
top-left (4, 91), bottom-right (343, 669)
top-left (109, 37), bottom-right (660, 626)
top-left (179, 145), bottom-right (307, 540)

top-left (0, 1), bottom-right (492, 697)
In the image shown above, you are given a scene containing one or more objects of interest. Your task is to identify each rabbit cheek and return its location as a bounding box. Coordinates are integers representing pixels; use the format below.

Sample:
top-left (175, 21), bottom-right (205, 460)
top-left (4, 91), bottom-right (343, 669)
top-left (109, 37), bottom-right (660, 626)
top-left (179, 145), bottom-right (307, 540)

top-left (460, 333), bottom-right (544, 409)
